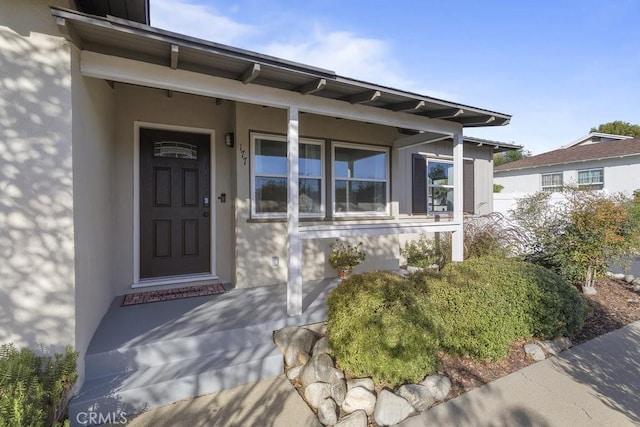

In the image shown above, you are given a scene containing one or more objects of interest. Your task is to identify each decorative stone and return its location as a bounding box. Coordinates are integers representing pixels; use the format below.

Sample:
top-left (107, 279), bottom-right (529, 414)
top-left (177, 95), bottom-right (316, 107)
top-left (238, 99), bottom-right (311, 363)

top-left (274, 326), bottom-right (317, 367)
top-left (331, 378), bottom-right (347, 405)
top-left (373, 390), bottom-right (415, 426)
top-left (312, 336), bottom-right (330, 355)
top-left (632, 278), bottom-right (640, 286)
top-left (300, 353), bottom-right (336, 386)
top-left (624, 275), bottom-right (635, 283)
top-left (524, 343), bottom-right (546, 361)
top-left (332, 369), bottom-right (345, 381)
top-left (346, 377), bottom-right (375, 392)
top-left (397, 384), bottom-right (435, 412)
top-left (286, 365), bottom-right (303, 381)
top-left (420, 375), bottom-right (451, 401)
top-left (297, 352), bottom-right (311, 366)
top-left (612, 273), bottom-right (626, 280)
top-left (335, 410), bottom-right (368, 427)
top-left (554, 337), bottom-right (572, 351)
top-left (342, 386), bottom-right (376, 415)
top-left (582, 286), bottom-right (597, 295)
top-left (407, 265), bottom-right (424, 273)
top-left (633, 284), bottom-right (640, 293)
top-left (538, 337), bottom-right (571, 356)
top-left (317, 398), bottom-right (338, 426)
top-left (304, 382), bottom-right (331, 409)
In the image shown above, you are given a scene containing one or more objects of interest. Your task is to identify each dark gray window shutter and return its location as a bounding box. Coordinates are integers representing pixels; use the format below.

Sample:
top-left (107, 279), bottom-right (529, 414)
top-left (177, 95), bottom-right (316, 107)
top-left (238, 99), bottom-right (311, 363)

top-left (412, 154), bottom-right (427, 214)
top-left (463, 159), bottom-right (475, 214)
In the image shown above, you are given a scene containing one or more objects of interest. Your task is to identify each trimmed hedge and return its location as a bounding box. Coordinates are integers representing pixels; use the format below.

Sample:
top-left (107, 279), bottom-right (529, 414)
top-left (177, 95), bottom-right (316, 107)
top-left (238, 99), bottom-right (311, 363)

top-left (327, 257), bottom-right (589, 386)
top-left (327, 272), bottom-right (443, 387)
top-left (417, 257), bottom-right (589, 360)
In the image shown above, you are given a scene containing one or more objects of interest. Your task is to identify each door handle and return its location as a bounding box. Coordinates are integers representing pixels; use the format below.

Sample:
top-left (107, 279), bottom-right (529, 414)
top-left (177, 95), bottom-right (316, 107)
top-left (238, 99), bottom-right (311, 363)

top-left (203, 212), bottom-right (209, 217)
top-left (203, 197), bottom-right (209, 207)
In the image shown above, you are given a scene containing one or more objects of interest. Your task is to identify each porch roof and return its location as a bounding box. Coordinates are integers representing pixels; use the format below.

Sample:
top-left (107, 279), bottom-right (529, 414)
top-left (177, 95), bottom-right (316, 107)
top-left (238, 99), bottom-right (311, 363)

top-left (52, 7), bottom-right (511, 129)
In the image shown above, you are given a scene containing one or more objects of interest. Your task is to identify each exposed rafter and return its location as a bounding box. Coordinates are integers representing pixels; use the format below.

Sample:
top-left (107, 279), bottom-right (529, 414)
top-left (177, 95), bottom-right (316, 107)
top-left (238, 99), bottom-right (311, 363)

top-left (56, 17), bottom-right (83, 48)
top-left (455, 115), bottom-right (496, 125)
top-left (299, 78), bottom-right (326, 95)
top-left (347, 90), bottom-right (381, 104)
top-left (241, 63), bottom-right (261, 84)
top-left (426, 108), bottom-right (464, 119)
top-left (170, 44), bottom-right (179, 70)
top-left (388, 100), bottom-right (425, 112)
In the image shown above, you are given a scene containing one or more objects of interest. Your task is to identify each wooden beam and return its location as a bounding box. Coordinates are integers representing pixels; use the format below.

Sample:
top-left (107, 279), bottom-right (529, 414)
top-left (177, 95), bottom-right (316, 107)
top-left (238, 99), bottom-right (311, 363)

top-left (170, 44), bottom-right (179, 70)
top-left (299, 78), bottom-right (326, 95)
top-left (452, 131), bottom-right (464, 261)
top-left (348, 90), bottom-right (381, 104)
top-left (287, 106), bottom-right (302, 316)
top-left (389, 100), bottom-right (425, 112)
top-left (81, 51), bottom-right (462, 134)
top-left (426, 108), bottom-right (464, 119)
top-left (455, 115), bottom-right (496, 125)
top-left (393, 133), bottom-right (451, 150)
top-left (56, 17), bottom-right (83, 48)
top-left (241, 63), bottom-right (261, 84)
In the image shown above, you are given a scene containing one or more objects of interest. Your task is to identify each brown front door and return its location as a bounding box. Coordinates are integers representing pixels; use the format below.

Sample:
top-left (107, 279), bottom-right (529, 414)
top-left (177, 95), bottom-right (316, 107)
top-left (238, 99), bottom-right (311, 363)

top-left (140, 128), bottom-right (211, 279)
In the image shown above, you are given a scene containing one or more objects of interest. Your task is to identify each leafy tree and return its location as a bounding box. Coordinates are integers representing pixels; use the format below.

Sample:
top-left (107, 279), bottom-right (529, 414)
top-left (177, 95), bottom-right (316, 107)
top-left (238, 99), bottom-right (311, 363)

top-left (511, 188), bottom-right (640, 293)
top-left (590, 121), bottom-right (640, 138)
top-left (494, 149), bottom-right (528, 167)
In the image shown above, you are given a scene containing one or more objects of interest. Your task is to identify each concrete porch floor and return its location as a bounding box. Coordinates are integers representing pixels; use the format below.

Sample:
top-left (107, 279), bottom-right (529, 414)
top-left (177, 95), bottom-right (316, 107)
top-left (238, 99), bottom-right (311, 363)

top-left (87, 278), bottom-right (339, 354)
top-left (71, 279), bottom-right (340, 426)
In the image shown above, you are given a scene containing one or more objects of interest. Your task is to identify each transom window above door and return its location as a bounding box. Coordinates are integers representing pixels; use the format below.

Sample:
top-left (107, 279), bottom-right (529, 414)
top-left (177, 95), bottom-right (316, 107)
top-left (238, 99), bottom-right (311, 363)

top-left (250, 133), bottom-right (325, 218)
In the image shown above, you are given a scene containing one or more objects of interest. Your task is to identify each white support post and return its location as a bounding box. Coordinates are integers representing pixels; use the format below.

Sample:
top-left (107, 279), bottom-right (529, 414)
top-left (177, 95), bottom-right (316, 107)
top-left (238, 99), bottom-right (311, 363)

top-left (287, 106), bottom-right (302, 316)
top-left (452, 130), bottom-right (464, 262)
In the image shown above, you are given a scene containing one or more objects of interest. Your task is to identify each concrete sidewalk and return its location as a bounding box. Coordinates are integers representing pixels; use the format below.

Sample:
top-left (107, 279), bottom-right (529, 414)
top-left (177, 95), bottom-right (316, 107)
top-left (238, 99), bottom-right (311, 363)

top-left (400, 320), bottom-right (640, 427)
top-left (122, 375), bottom-right (320, 427)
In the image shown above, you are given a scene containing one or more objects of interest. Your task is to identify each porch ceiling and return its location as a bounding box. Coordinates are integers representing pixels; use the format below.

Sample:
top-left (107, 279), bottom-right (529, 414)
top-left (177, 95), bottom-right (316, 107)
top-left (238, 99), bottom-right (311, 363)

top-left (52, 7), bottom-right (511, 129)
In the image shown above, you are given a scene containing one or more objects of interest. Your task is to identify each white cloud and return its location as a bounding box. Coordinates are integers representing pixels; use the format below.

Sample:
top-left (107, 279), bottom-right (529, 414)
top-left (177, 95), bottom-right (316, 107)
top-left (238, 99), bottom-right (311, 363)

top-left (150, 0), bottom-right (256, 45)
top-left (149, 2), bottom-right (455, 100)
top-left (260, 27), bottom-right (456, 100)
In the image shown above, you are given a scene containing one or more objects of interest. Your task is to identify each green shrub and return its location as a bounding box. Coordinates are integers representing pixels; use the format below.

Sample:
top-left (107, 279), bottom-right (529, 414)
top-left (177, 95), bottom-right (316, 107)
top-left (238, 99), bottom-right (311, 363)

top-left (327, 272), bottom-right (443, 387)
top-left (0, 344), bottom-right (78, 427)
top-left (418, 257), bottom-right (588, 360)
top-left (400, 233), bottom-right (448, 269)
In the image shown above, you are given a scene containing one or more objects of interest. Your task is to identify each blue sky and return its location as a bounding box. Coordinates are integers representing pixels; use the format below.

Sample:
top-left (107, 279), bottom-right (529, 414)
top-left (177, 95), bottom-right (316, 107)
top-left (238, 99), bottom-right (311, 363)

top-left (150, 0), bottom-right (640, 154)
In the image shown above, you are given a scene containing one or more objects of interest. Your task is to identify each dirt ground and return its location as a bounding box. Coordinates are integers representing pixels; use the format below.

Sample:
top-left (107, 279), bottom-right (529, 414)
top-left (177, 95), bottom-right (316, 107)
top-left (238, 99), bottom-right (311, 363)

top-left (440, 277), bottom-right (640, 399)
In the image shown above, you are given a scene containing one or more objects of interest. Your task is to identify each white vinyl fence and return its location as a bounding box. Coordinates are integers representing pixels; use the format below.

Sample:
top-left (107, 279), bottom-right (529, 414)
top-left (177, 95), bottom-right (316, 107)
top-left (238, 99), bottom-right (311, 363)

top-left (493, 192), bottom-right (569, 218)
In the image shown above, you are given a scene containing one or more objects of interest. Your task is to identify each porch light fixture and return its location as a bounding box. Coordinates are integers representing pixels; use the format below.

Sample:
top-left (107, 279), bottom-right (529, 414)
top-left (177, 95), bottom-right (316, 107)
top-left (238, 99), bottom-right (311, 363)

top-left (225, 133), bottom-right (235, 148)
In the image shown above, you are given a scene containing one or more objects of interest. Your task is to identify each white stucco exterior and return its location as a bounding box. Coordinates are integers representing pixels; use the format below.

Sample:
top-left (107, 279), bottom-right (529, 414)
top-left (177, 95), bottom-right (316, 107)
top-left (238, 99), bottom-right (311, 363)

top-left (1, 0), bottom-right (510, 394)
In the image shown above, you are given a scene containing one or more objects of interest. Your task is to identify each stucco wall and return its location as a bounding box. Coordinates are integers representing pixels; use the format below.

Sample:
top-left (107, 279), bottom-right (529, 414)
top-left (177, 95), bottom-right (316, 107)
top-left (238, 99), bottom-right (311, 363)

top-left (111, 84), bottom-right (235, 296)
top-left (70, 46), bottom-right (115, 384)
top-left (0, 0), bottom-right (76, 351)
top-left (495, 157), bottom-right (640, 195)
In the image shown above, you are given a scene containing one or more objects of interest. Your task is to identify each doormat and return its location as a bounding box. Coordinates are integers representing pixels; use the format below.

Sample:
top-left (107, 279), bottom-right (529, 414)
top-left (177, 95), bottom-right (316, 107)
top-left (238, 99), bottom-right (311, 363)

top-left (122, 283), bottom-right (226, 306)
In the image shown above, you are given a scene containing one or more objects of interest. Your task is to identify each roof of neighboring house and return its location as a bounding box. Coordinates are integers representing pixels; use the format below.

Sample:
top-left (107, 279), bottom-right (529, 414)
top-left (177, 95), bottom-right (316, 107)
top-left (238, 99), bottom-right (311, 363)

top-left (464, 136), bottom-right (522, 153)
top-left (75, 0), bottom-right (150, 25)
top-left (50, 7), bottom-right (511, 129)
top-left (494, 137), bottom-right (640, 173)
top-left (561, 132), bottom-right (633, 148)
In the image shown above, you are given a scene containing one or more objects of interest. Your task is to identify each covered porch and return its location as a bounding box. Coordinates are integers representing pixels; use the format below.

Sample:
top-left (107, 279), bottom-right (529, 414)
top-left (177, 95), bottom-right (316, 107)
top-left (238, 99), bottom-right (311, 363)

top-left (70, 278), bottom-right (339, 421)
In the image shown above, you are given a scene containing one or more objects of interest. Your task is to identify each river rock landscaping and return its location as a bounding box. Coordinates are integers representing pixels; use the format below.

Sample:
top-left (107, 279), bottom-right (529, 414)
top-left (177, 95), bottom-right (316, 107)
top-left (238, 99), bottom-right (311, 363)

top-left (273, 269), bottom-right (640, 426)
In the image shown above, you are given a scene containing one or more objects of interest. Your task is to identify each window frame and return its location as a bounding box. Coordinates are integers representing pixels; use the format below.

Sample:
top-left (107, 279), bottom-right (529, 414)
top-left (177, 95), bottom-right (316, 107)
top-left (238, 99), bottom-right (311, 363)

top-left (250, 133), bottom-right (325, 219)
top-left (577, 168), bottom-right (604, 190)
top-left (331, 141), bottom-right (390, 217)
top-left (426, 158), bottom-right (455, 214)
top-left (541, 172), bottom-right (563, 192)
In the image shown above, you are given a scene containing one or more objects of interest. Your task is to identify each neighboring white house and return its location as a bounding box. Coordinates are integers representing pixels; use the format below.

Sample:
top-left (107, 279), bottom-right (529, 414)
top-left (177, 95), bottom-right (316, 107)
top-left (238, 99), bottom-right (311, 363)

top-left (494, 133), bottom-right (640, 195)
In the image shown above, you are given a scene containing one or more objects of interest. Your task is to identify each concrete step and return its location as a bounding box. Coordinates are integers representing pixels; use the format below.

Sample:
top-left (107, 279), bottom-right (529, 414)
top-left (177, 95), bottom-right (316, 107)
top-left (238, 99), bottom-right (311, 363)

top-left (85, 320), bottom-right (286, 379)
top-left (69, 343), bottom-right (283, 426)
